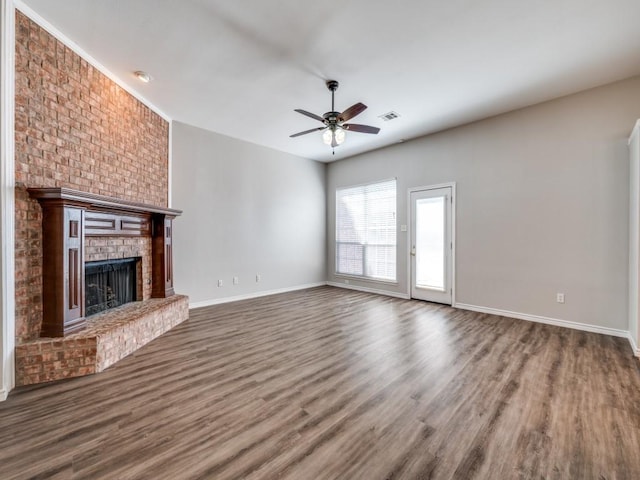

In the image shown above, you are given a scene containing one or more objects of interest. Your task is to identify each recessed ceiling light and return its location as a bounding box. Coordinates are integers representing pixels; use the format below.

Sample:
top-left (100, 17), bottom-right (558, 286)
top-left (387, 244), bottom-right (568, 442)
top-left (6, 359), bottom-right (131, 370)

top-left (134, 71), bottom-right (151, 83)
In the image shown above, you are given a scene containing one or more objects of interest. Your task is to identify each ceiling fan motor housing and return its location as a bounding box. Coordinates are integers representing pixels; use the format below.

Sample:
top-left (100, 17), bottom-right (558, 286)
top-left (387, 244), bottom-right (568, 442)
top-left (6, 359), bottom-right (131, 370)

top-left (326, 80), bottom-right (339, 92)
top-left (323, 111), bottom-right (340, 125)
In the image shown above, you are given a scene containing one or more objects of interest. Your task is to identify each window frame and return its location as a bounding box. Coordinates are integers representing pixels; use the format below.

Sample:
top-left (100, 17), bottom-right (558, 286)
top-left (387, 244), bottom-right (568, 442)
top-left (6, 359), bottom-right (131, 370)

top-left (335, 178), bottom-right (397, 283)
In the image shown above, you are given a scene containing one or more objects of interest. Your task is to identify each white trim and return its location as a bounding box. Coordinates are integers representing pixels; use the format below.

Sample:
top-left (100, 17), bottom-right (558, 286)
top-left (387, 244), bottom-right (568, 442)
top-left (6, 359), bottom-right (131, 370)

top-left (407, 182), bottom-right (456, 305)
top-left (455, 302), bottom-right (629, 338)
top-left (13, 1), bottom-right (171, 122)
top-left (628, 332), bottom-right (640, 357)
top-left (629, 119), bottom-right (640, 146)
top-left (333, 273), bottom-right (397, 287)
top-left (0, 0), bottom-right (15, 401)
top-left (189, 282), bottom-right (328, 309)
top-left (168, 120), bottom-right (173, 208)
top-left (630, 119), bottom-right (640, 357)
top-left (327, 281), bottom-right (411, 300)
top-left (407, 182), bottom-right (458, 193)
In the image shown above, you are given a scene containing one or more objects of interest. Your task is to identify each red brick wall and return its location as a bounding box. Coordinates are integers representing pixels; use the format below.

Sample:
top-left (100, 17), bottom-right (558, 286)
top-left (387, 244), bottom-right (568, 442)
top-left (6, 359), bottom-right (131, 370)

top-left (14, 12), bottom-right (169, 342)
top-left (85, 238), bottom-right (152, 301)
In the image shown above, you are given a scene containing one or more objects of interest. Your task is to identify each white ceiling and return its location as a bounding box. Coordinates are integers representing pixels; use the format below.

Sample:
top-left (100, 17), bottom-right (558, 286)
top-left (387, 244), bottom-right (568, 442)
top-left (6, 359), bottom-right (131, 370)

top-left (20, 0), bottom-right (640, 162)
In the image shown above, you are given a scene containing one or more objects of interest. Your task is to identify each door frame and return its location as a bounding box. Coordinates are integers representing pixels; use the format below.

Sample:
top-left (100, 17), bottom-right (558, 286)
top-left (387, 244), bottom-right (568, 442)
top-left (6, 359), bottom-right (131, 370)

top-left (407, 182), bottom-right (456, 305)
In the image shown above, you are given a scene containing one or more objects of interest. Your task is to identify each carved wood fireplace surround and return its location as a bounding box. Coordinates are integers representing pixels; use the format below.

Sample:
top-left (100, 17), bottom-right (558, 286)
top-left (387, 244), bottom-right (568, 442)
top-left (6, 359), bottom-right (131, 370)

top-left (28, 187), bottom-right (182, 337)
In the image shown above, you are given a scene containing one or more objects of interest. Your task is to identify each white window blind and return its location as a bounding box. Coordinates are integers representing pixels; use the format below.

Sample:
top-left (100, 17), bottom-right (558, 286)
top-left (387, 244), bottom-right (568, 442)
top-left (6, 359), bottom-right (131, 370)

top-left (336, 179), bottom-right (396, 281)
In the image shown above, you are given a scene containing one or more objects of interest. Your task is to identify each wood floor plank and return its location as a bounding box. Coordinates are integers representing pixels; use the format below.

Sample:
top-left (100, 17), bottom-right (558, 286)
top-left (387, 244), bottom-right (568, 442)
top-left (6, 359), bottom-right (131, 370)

top-left (2, 286), bottom-right (640, 479)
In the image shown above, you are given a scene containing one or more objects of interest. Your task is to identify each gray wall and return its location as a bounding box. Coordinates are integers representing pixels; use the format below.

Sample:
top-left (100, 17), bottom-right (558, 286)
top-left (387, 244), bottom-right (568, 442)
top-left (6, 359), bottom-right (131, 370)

top-left (327, 76), bottom-right (640, 330)
top-left (171, 121), bottom-right (326, 305)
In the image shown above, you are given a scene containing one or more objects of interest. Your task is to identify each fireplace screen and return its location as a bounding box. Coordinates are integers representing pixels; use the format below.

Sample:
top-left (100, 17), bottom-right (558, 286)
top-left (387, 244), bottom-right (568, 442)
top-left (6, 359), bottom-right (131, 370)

top-left (85, 258), bottom-right (138, 316)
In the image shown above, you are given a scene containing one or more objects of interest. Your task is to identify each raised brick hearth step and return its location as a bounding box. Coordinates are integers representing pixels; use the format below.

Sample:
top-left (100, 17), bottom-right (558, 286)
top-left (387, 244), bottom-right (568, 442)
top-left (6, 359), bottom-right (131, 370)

top-left (15, 295), bottom-right (189, 386)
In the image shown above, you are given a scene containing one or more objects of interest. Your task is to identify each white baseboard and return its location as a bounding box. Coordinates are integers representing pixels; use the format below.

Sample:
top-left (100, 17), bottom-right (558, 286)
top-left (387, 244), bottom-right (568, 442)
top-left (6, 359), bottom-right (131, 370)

top-left (628, 333), bottom-right (640, 357)
top-left (191, 286), bottom-right (638, 356)
top-left (0, 388), bottom-right (7, 401)
top-left (455, 302), bottom-right (629, 339)
top-left (189, 282), bottom-right (328, 309)
top-left (326, 281), bottom-right (411, 300)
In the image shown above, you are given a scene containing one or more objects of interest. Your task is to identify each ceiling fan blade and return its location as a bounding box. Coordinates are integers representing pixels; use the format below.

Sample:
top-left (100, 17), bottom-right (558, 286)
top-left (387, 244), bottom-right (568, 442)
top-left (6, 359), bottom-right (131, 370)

top-left (290, 127), bottom-right (326, 138)
top-left (338, 103), bottom-right (367, 122)
top-left (343, 123), bottom-right (380, 134)
top-left (294, 109), bottom-right (325, 123)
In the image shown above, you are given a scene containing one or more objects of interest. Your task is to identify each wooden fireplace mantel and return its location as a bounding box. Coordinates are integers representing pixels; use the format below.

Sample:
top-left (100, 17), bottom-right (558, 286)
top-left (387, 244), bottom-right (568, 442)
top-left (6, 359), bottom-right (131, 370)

top-left (28, 187), bottom-right (182, 337)
top-left (28, 187), bottom-right (182, 217)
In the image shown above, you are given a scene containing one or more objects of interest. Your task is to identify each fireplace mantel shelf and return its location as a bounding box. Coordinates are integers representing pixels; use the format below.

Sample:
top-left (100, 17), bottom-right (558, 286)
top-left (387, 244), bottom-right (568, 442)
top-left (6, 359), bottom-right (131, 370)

top-left (27, 187), bottom-right (182, 217)
top-left (28, 187), bottom-right (181, 337)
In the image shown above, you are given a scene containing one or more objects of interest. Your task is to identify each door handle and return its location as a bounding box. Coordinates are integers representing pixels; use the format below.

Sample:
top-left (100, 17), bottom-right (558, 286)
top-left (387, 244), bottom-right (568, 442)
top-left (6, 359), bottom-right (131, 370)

top-left (410, 246), bottom-right (416, 256)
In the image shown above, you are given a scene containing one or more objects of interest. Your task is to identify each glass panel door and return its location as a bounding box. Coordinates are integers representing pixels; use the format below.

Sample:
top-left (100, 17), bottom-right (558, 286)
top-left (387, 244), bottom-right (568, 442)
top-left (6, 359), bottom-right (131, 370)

top-left (416, 196), bottom-right (445, 291)
top-left (410, 186), bottom-right (453, 304)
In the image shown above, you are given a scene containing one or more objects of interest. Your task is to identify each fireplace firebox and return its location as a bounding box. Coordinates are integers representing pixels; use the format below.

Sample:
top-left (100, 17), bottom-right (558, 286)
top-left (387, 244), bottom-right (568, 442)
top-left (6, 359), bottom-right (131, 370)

top-left (85, 258), bottom-right (139, 316)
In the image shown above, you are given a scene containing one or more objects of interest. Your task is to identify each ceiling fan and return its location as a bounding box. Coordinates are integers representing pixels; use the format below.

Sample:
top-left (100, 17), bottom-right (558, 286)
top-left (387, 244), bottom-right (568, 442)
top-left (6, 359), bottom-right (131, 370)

top-left (290, 80), bottom-right (380, 152)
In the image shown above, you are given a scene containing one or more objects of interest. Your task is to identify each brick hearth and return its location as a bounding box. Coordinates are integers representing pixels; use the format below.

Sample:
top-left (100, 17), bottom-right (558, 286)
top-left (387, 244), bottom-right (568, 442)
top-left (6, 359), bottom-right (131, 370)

top-left (15, 295), bottom-right (189, 386)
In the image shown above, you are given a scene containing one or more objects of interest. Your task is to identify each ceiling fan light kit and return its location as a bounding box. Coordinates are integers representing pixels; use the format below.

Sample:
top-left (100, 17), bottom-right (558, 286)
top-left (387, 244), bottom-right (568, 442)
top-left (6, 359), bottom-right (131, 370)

top-left (322, 127), bottom-right (346, 146)
top-left (290, 80), bottom-right (380, 153)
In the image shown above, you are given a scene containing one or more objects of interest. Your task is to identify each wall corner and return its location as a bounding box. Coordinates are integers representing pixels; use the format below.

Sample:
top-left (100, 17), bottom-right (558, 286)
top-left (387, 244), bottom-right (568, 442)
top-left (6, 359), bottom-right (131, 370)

top-left (0, 0), bottom-right (16, 400)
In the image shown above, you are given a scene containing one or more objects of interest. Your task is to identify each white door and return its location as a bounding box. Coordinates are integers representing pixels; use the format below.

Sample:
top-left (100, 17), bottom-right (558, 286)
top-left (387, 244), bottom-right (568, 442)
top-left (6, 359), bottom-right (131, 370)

top-left (410, 186), bottom-right (453, 304)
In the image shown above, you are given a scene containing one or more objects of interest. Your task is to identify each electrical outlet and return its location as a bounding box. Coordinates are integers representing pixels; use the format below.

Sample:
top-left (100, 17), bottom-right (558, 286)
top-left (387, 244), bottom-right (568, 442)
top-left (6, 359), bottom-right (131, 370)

top-left (233, 276), bottom-right (239, 285)
top-left (218, 279), bottom-right (223, 287)
top-left (256, 274), bottom-right (261, 283)
top-left (556, 293), bottom-right (565, 304)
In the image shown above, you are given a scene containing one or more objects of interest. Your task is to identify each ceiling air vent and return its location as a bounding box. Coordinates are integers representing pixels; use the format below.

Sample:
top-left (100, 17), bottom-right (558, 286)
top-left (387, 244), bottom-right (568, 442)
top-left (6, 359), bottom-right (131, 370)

top-left (378, 111), bottom-right (400, 121)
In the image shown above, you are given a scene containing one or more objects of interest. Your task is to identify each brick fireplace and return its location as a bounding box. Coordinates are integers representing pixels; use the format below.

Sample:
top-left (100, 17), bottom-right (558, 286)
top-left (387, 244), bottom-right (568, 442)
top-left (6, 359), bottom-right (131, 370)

top-left (13, 11), bottom-right (189, 385)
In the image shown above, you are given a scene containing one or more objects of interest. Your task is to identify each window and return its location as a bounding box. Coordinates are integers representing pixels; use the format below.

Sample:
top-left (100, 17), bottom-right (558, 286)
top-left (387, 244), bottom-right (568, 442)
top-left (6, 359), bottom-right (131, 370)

top-left (336, 179), bottom-right (396, 281)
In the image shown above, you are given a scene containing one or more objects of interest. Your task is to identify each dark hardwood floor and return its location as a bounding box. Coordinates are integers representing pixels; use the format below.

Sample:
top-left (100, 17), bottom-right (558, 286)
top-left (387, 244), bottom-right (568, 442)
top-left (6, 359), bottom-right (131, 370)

top-left (2, 286), bottom-right (640, 479)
